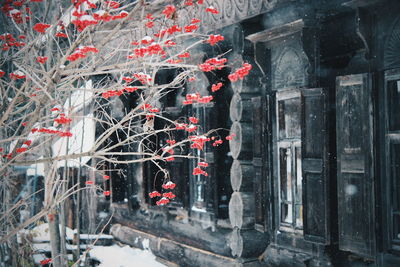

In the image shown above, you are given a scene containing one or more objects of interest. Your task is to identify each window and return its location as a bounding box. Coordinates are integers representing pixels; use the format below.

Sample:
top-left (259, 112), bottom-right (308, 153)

top-left (276, 90), bottom-right (303, 231)
top-left (387, 80), bottom-right (400, 131)
top-left (390, 143), bottom-right (400, 244)
top-left (264, 88), bottom-right (329, 243)
top-left (385, 74), bottom-right (400, 250)
top-left (141, 70), bottom-right (189, 208)
top-left (189, 102), bottom-right (216, 212)
top-left (142, 106), bottom-right (189, 208)
top-left (141, 69), bottom-right (231, 219)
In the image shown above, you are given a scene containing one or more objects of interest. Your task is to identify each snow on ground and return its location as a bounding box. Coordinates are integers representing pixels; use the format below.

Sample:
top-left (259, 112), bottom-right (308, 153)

top-left (24, 223), bottom-right (75, 242)
top-left (19, 223), bottom-right (166, 266)
top-left (89, 245), bottom-right (166, 267)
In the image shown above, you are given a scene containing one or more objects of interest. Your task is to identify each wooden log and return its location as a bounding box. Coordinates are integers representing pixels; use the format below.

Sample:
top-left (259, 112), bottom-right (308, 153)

top-left (111, 224), bottom-right (238, 266)
top-left (229, 67), bottom-right (261, 94)
top-left (230, 160), bottom-right (254, 192)
top-left (227, 54), bottom-right (244, 94)
top-left (228, 227), bottom-right (269, 258)
top-left (229, 122), bottom-right (253, 160)
top-left (111, 204), bottom-right (233, 256)
top-left (229, 94), bottom-right (253, 122)
top-left (229, 192), bottom-right (255, 229)
top-left (221, 24), bottom-right (244, 54)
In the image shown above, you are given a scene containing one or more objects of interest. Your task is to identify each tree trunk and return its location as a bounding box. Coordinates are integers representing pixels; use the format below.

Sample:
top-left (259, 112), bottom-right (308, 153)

top-left (59, 204), bottom-right (68, 266)
top-left (59, 168), bottom-right (68, 266)
top-left (74, 168), bottom-right (81, 262)
top-left (49, 212), bottom-right (63, 267)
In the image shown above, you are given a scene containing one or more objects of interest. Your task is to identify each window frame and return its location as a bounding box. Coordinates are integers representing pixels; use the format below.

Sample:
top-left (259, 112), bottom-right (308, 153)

top-left (142, 106), bottom-right (189, 209)
top-left (384, 69), bottom-right (400, 251)
top-left (252, 96), bottom-right (271, 233)
top-left (189, 102), bottom-right (216, 213)
top-left (275, 89), bottom-right (303, 233)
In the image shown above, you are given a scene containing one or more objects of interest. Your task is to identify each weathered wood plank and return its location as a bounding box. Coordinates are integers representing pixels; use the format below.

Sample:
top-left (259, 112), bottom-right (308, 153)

top-left (336, 74), bottom-right (375, 257)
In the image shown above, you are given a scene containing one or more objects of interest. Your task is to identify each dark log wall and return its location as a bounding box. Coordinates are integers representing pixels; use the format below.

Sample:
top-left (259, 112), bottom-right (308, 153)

top-left (108, 1), bottom-right (400, 266)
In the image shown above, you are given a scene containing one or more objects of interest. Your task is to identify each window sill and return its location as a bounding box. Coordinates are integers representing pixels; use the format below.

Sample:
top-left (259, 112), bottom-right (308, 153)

top-left (278, 225), bottom-right (303, 235)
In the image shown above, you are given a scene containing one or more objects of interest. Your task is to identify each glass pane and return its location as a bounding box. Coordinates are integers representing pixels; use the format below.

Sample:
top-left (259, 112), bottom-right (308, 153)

top-left (295, 147), bottom-right (303, 228)
top-left (280, 147), bottom-right (292, 202)
top-left (393, 214), bottom-right (400, 241)
top-left (280, 146), bottom-right (293, 225)
top-left (194, 170), bottom-right (205, 203)
top-left (278, 98), bottom-right (301, 139)
top-left (295, 204), bottom-right (303, 228)
top-left (281, 203), bottom-right (293, 224)
top-left (391, 143), bottom-right (400, 212)
top-left (388, 81), bottom-right (400, 132)
top-left (192, 144), bottom-right (205, 208)
top-left (295, 147), bottom-right (302, 204)
top-left (196, 181), bottom-right (204, 202)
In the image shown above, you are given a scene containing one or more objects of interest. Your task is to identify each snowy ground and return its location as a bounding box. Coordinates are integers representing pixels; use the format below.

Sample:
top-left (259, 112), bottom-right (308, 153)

top-left (89, 245), bottom-right (166, 267)
top-left (18, 223), bottom-right (166, 267)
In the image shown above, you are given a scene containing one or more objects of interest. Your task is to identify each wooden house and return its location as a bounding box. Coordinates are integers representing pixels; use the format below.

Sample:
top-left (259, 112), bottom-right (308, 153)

top-left (108, 0), bottom-right (400, 266)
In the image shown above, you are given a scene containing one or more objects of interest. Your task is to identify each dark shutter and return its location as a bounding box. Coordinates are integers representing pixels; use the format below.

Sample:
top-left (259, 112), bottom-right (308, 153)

top-left (384, 69), bottom-right (400, 250)
top-left (143, 160), bottom-right (158, 205)
top-left (252, 96), bottom-right (270, 231)
top-left (164, 107), bottom-right (189, 208)
top-left (203, 103), bottom-right (218, 213)
top-left (142, 121), bottom-right (160, 205)
top-left (301, 88), bottom-right (330, 244)
top-left (336, 74), bottom-right (375, 257)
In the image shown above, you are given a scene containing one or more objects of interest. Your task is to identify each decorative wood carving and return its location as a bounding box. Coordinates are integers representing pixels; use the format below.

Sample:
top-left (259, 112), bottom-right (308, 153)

top-left (234, 0), bottom-right (249, 18)
top-left (223, 0), bottom-right (236, 21)
top-left (273, 44), bottom-right (308, 89)
top-left (195, 0), bottom-right (279, 31)
top-left (246, 19), bottom-right (319, 90)
top-left (123, 0), bottom-right (281, 43)
top-left (385, 17), bottom-right (400, 69)
top-left (263, 0), bottom-right (278, 10)
top-left (249, 0), bottom-right (263, 16)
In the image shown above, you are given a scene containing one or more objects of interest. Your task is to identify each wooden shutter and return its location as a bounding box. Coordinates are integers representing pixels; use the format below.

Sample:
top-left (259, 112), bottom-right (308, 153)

top-left (126, 162), bottom-right (137, 210)
top-left (252, 96), bottom-right (271, 231)
top-left (384, 69), bottom-right (400, 250)
top-left (301, 88), bottom-right (330, 244)
top-left (143, 160), bottom-right (158, 205)
top-left (142, 113), bottom-right (168, 206)
top-left (203, 103), bottom-right (218, 213)
top-left (336, 74), bottom-right (375, 257)
top-left (164, 107), bottom-right (189, 208)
